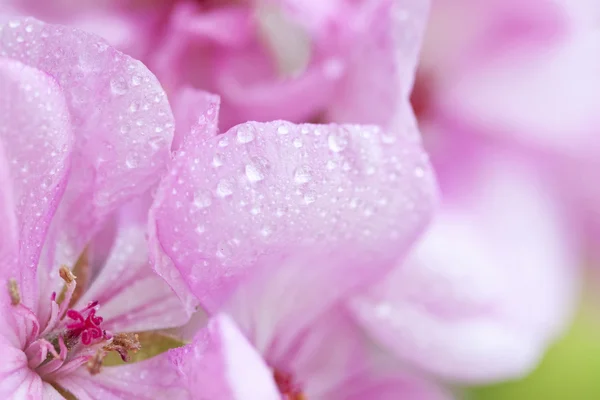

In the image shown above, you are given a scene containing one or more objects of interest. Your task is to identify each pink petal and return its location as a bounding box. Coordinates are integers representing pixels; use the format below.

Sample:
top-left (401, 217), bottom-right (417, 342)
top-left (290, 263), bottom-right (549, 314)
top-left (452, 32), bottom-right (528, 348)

top-left (0, 57), bottom-right (73, 310)
top-left (0, 344), bottom-right (62, 399)
top-left (171, 87), bottom-right (221, 151)
top-left (149, 103), bottom-right (437, 316)
top-left (74, 196), bottom-right (188, 333)
top-left (152, 3), bottom-right (341, 130)
top-left (331, 374), bottom-right (450, 400)
top-left (55, 351), bottom-right (186, 400)
top-left (169, 313), bottom-right (280, 400)
top-left (0, 141), bottom-right (19, 335)
top-left (327, 0), bottom-right (431, 127)
top-left (0, 17), bottom-right (174, 299)
top-left (1, 0), bottom-right (166, 59)
top-left (349, 150), bottom-right (580, 383)
top-left (423, 0), bottom-right (600, 157)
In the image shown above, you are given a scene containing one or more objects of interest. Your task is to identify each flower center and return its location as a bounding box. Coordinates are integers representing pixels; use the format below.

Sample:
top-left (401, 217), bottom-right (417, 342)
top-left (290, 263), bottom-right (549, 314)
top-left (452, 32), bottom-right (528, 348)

top-left (274, 369), bottom-right (306, 400)
top-left (8, 266), bottom-right (141, 382)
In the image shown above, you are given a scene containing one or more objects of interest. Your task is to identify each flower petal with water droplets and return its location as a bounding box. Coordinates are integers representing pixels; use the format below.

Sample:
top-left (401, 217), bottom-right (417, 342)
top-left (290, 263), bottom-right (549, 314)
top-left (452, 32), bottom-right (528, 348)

top-left (0, 17), bottom-right (175, 302)
top-left (150, 102), bottom-right (437, 316)
top-left (0, 57), bottom-right (73, 311)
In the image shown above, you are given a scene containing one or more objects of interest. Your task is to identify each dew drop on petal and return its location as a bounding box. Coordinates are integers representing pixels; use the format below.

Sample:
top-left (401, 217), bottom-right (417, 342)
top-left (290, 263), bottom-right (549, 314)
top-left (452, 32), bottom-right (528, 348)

top-left (294, 165), bottom-right (312, 184)
top-left (236, 127), bottom-right (255, 144)
top-left (216, 179), bottom-right (234, 198)
top-left (328, 133), bottom-right (348, 152)
top-left (193, 190), bottom-right (212, 209)
top-left (277, 124), bottom-right (290, 135)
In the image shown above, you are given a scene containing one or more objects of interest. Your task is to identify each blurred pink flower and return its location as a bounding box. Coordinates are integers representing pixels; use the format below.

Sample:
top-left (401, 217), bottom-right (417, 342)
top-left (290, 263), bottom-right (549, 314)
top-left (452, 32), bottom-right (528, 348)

top-left (0, 18), bottom-right (188, 398)
top-left (411, 0), bottom-right (600, 244)
top-left (1, 0), bottom-right (430, 130)
top-left (343, 0), bottom-right (591, 383)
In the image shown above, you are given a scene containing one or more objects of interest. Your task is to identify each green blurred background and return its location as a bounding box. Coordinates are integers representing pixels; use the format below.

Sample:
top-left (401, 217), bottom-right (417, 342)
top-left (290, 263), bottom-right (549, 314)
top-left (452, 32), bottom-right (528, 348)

top-left (466, 281), bottom-right (600, 400)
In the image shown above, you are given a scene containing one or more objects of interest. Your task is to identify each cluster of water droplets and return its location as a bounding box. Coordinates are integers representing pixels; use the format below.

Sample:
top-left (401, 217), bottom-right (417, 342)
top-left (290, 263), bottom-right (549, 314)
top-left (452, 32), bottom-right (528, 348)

top-left (154, 117), bottom-right (435, 285)
top-left (0, 18), bottom-right (174, 212)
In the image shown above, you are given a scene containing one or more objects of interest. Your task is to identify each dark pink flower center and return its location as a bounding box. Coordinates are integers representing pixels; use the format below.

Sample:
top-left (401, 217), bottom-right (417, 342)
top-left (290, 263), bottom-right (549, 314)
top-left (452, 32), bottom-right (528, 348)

top-left (9, 266), bottom-right (139, 382)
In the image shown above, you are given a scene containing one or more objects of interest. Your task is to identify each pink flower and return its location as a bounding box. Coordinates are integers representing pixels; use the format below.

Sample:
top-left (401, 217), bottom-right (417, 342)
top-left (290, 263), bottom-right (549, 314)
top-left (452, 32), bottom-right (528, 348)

top-left (148, 91), bottom-right (440, 397)
top-left (343, 0), bottom-right (589, 383)
top-left (349, 146), bottom-right (580, 383)
top-left (3, 0), bottom-right (430, 131)
top-left (0, 18), bottom-right (188, 398)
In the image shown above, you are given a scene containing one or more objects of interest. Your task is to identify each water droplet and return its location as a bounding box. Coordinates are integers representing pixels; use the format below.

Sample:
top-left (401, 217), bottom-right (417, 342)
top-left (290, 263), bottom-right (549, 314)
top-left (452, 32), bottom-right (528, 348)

top-left (414, 166), bottom-right (425, 178)
top-left (110, 77), bottom-right (127, 96)
top-left (277, 124), bottom-right (290, 135)
top-left (260, 226), bottom-right (273, 237)
top-left (303, 190), bottom-right (317, 204)
top-left (236, 127), bottom-right (255, 144)
top-left (193, 190), bottom-right (212, 209)
top-left (212, 154), bottom-right (224, 168)
top-left (328, 133), bottom-right (348, 152)
top-left (294, 165), bottom-right (312, 184)
top-left (218, 137), bottom-right (229, 147)
top-left (125, 153), bottom-right (138, 168)
top-left (293, 138), bottom-right (303, 148)
top-left (245, 156), bottom-right (269, 183)
top-left (131, 75), bottom-right (142, 86)
top-left (216, 242), bottom-right (233, 259)
top-left (195, 225), bottom-right (206, 234)
top-left (216, 179), bottom-right (234, 198)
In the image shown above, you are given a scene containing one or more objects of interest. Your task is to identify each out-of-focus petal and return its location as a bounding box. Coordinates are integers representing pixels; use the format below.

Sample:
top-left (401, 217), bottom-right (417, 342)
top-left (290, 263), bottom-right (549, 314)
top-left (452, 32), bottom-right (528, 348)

top-left (149, 101), bottom-right (437, 316)
top-left (169, 314), bottom-right (280, 400)
top-left (422, 0), bottom-right (600, 157)
top-left (0, 18), bottom-right (174, 301)
top-left (0, 0), bottom-right (166, 58)
top-left (349, 151), bottom-right (580, 383)
top-left (74, 197), bottom-right (188, 333)
top-left (0, 57), bottom-right (73, 310)
top-left (55, 350), bottom-right (186, 400)
top-left (153, 2), bottom-right (342, 129)
top-left (327, 0), bottom-right (431, 127)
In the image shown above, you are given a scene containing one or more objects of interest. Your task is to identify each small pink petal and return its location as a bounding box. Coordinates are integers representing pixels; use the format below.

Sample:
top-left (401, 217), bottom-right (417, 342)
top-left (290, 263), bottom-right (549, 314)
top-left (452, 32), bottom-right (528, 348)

top-left (349, 151), bottom-right (580, 383)
top-left (149, 105), bottom-right (437, 316)
top-left (56, 351), bottom-right (186, 400)
top-left (327, 0), bottom-right (431, 127)
top-left (169, 314), bottom-right (280, 400)
top-left (0, 17), bottom-right (174, 301)
top-left (0, 57), bottom-right (73, 310)
top-left (171, 87), bottom-right (221, 151)
top-left (75, 197), bottom-right (188, 333)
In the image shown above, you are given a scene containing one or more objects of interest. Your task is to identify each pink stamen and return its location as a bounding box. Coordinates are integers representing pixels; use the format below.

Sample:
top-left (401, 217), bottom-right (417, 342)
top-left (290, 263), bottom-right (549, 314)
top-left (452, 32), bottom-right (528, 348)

top-left (36, 336), bottom-right (67, 377)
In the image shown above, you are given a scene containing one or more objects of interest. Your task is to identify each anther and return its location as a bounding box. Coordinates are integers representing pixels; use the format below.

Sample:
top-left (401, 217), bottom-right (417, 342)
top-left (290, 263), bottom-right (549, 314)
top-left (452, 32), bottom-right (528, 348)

top-left (59, 266), bottom-right (76, 284)
top-left (104, 333), bottom-right (141, 362)
top-left (8, 278), bottom-right (20, 305)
